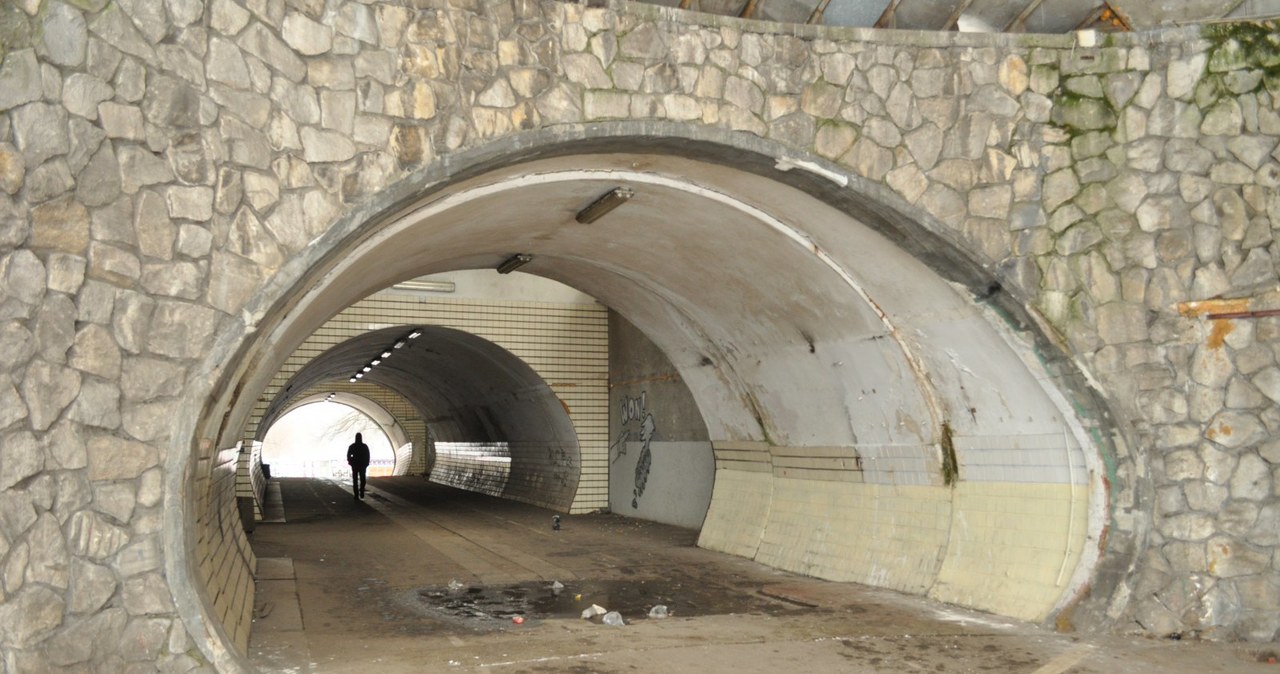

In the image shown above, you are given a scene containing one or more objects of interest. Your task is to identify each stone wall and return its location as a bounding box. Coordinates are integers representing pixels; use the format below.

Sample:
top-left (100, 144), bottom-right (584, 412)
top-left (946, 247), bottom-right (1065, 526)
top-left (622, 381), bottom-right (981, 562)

top-left (0, 0), bottom-right (1278, 667)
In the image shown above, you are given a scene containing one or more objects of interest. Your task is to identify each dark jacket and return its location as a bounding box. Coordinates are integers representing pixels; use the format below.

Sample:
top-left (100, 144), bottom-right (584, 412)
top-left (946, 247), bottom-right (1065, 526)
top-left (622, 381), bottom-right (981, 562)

top-left (347, 441), bottom-right (370, 468)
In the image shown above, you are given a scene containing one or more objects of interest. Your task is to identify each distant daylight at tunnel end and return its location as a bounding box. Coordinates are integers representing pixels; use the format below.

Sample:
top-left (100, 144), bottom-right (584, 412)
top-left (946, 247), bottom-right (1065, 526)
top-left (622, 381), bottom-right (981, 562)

top-left (2, 0), bottom-right (1280, 670)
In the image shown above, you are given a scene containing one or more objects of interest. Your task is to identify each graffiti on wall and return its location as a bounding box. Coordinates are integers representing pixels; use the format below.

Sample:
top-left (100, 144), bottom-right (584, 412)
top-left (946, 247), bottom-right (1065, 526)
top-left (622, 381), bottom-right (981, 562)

top-left (612, 392), bottom-right (655, 509)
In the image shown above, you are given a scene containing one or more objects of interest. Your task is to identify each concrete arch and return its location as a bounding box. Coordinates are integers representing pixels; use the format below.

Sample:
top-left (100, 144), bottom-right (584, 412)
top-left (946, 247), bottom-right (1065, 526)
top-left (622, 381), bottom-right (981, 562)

top-left (181, 127), bottom-right (1128, 670)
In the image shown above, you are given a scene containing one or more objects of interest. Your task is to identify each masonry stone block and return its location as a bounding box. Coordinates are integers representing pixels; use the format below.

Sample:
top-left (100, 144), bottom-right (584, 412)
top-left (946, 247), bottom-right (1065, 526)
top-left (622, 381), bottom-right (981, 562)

top-left (1204, 410), bottom-right (1266, 452)
top-left (142, 299), bottom-right (220, 360)
top-left (68, 557), bottom-right (117, 615)
top-left (19, 358), bottom-right (80, 432)
top-left (24, 513), bottom-right (69, 591)
top-left (1230, 451), bottom-right (1272, 501)
top-left (1161, 511), bottom-right (1216, 540)
top-left (282, 11), bottom-right (332, 55)
top-left (67, 510), bottom-right (130, 566)
top-left (24, 159), bottom-right (77, 204)
top-left (1185, 480), bottom-right (1229, 512)
top-left (1095, 302), bottom-right (1149, 345)
top-left (0, 374), bottom-right (28, 430)
top-left (1218, 499), bottom-right (1262, 540)
top-left (238, 22), bottom-right (307, 82)
top-left (3, 542), bottom-right (31, 595)
top-left (123, 572), bottom-right (175, 616)
top-left (0, 585), bottom-right (65, 648)
top-left (1226, 135), bottom-right (1276, 170)
top-left (1229, 248), bottom-right (1278, 287)
top-left (845, 137), bottom-right (893, 181)
top-left (1187, 382), bottom-right (1225, 424)
top-left (0, 50), bottom-right (43, 113)
top-left (12, 102), bottom-right (71, 169)
top-left (86, 433), bottom-right (155, 481)
top-left (0, 145), bottom-right (23, 199)
top-left (63, 73), bottom-right (114, 122)
top-left (0, 430), bottom-right (42, 492)
top-left (893, 124), bottom-right (938, 171)
top-left (1043, 169), bottom-right (1080, 214)
top-left (1198, 441), bottom-right (1237, 483)
top-left (1191, 263), bottom-right (1231, 298)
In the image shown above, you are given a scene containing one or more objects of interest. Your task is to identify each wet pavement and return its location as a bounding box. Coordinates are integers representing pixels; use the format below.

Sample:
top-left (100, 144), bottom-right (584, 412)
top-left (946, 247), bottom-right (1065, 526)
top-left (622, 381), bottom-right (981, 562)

top-left (247, 478), bottom-right (1276, 673)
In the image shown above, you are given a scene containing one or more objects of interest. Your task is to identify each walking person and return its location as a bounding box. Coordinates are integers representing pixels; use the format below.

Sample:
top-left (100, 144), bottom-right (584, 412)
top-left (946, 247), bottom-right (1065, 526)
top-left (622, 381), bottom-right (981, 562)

top-left (347, 432), bottom-right (370, 499)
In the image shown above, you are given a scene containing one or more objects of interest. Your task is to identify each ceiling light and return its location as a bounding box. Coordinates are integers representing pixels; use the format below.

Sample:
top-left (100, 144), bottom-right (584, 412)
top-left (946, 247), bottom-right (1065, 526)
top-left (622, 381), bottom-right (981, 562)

top-left (355, 373), bottom-right (363, 379)
top-left (496, 253), bottom-right (532, 274)
top-left (381, 351), bottom-right (391, 358)
top-left (349, 377), bottom-right (357, 383)
top-left (575, 186), bottom-right (634, 224)
top-left (362, 366), bottom-right (371, 372)
top-left (394, 340), bottom-right (406, 349)
top-left (392, 279), bottom-right (456, 293)
top-left (408, 330), bottom-right (422, 339)
top-left (371, 359), bottom-right (381, 366)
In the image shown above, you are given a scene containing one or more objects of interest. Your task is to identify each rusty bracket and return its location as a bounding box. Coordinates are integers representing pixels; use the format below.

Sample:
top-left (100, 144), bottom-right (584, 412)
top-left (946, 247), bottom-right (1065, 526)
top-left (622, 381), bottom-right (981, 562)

top-left (1206, 308), bottom-right (1280, 320)
top-left (1177, 297), bottom-right (1280, 320)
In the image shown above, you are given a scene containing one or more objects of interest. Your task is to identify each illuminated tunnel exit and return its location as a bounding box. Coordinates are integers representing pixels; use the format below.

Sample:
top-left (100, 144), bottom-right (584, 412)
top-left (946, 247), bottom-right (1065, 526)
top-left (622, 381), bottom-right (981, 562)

top-left (260, 399), bottom-right (401, 479)
top-left (254, 314), bottom-right (596, 512)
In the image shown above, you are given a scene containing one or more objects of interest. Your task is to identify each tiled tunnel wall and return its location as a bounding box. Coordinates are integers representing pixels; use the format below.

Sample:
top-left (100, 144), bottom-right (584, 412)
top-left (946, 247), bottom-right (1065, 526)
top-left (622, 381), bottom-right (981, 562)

top-left (193, 443), bottom-right (257, 654)
top-left (247, 289), bottom-right (610, 512)
top-left (700, 431), bottom-right (1090, 622)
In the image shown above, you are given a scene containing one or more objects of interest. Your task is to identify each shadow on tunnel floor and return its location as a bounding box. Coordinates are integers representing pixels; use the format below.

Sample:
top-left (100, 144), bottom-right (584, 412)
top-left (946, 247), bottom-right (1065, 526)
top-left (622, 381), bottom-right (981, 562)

top-left (245, 477), bottom-right (1275, 674)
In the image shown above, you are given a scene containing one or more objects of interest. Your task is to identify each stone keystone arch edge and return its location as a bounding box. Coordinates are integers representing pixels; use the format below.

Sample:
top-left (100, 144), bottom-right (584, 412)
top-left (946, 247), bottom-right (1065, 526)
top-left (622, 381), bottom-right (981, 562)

top-left (6, 0), bottom-right (1279, 666)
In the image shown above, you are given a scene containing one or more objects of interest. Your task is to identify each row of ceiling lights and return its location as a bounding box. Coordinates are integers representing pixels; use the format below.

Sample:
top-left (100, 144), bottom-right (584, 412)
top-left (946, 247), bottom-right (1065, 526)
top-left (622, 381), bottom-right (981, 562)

top-left (497, 186), bottom-right (634, 275)
top-left (349, 328), bottom-right (423, 383)
top-left (345, 188), bottom-right (632, 385)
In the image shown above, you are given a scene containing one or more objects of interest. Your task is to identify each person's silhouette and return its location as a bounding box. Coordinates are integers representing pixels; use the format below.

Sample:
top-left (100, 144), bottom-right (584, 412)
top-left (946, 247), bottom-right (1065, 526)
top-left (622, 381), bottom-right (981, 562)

top-left (346, 432), bottom-right (370, 499)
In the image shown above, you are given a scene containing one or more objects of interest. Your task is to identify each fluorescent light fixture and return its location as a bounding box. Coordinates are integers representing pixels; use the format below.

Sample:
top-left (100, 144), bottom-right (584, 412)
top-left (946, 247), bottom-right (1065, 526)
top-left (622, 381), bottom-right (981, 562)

top-left (394, 340), bottom-right (406, 349)
top-left (355, 373), bottom-right (363, 379)
top-left (381, 351), bottom-right (392, 358)
top-left (408, 330), bottom-right (422, 339)
top-left (575, 186), bottom-right (634, 224)
top-left (496, 253), bottom-right (532, 274)
top-left (349, 377), bottom-right (357, 383)
top-left (392, 279), bottom-right (456, 293)
top-left (371, 359), bottom-right (381, 366)
top-left (362, 366), bottom-right (371, 372)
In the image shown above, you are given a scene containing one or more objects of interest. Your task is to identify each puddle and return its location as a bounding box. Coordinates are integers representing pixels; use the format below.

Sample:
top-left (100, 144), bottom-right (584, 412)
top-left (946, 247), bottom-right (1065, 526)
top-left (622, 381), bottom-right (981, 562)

top-left (414, 576), bottom-right (799, 625)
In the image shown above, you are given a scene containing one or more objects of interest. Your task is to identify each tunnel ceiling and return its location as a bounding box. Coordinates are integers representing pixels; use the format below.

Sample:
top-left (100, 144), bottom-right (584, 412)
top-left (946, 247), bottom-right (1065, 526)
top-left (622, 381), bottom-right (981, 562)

top-left (243, 150), bottom-right (1093, 458)
top-left (259, 325), bottom-right (568, 443)
top-left (655, 0), bottom-right (1268, 32)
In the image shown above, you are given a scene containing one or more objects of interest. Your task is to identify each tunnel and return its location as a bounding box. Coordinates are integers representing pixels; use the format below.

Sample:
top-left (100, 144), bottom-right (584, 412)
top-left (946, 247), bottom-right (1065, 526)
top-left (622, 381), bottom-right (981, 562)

top-left (263, 392), bottom-right (413, 475)
top-left (257, 325), bottom-right (584, 510)
top-left (188, 136), bottom-right (1116, 667)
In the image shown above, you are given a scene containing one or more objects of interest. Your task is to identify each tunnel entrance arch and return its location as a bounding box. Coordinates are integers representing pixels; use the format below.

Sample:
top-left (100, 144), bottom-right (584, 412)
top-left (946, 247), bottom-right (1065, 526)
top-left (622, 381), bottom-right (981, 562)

top-left (179, 131), bottom-right (1128, 670)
